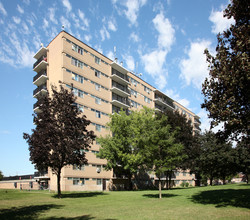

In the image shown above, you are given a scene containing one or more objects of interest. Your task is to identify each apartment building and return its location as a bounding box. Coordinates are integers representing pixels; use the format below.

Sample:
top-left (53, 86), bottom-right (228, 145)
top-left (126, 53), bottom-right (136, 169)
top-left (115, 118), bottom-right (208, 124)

top-left (32, 30), bottom-right (201, 191)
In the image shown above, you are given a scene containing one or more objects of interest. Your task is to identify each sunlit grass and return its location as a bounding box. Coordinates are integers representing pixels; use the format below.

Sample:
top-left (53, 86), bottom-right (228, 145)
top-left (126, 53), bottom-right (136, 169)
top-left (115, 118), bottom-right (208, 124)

top-left (0, 183), bottom-right (249, 219)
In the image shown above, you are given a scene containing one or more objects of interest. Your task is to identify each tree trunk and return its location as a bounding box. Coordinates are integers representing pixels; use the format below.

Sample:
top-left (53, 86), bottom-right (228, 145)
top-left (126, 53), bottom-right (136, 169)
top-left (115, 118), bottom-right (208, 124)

top-left (222, 177), bottom-right (226, 185)
top-left (210, 177), bottom-right (213, 186)
top-left (246, 174), bottom-right (249, 184)
top-left (159, 178), bottom-right (162, 199)
top-left (128, 173), bottom-right (133, 191)
top-left (57, 170), bottom-right (61, 198)
top-left (169, 175), bottom-right (172, 189)
top-left (165, 174), bottom-right (169, 190)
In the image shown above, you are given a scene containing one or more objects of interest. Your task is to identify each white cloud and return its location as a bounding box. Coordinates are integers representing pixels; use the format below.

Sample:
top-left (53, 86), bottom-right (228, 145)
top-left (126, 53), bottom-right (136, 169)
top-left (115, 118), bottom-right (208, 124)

top-left (178, 99), bottom-right (190, 109)
top-left (153, 12), bottom-right (175, 51)
top-left (62, 0), bottom-right (72, 13)
top-left (100, 26), bottom-right (110, 41)
top-left (0, 32), bottom-right (35, 68)
top-left (0, 2), bottom-right (7, 16)
top-left (123, 0), bottom-right (147, 26)
top-left (156, 74), bottom-right (167, 90)
top-left (48, 7), bottom-right (58, 24)
top-left (13, 16), bottom-right (21, 24)
top-left (23, 0), bottom-right (30, 5)
top-left (141, 50), bottom-right (167, 76)
top-left (95, 45), bottom-right (103, 54)
top-left (60, 16), bottom-right (71, 31)
top-left (27, 18), bottom-right (34, 26)
top-left (84, 34), bottom-right (91, 42)
top-left (179, 39), bottom-right (213, 89)
top-left (17, 4), bottom-right (24, 14)
top-left (43, 18), bottom-right (49, 29)
top-left (123, 55), bottom-right (135, 71)
top-left (108, 20), bottom-right (117, 31)
top-left (129, 32), bottom-right (139, 42)
top-left (165, 89), bottom-right (190, 109)
top-left (209, 8), bottom-right (234, 34)
top-left (106, 50), bottom-right (115, 60)
top-left (78, 9), bottom-right (89, 28)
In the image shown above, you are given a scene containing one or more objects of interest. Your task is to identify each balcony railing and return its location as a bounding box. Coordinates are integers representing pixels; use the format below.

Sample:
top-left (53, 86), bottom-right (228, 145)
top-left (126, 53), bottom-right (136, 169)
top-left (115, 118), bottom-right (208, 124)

top-left (33, 56), bottom-right (47, 69)
top-left (112, 106), bottom-right (130, 115)
top-left (111, 94), bottom-right (130, 109)
top-left (155, 95), bottom-right (174, 109)
top-left (111, 69), bottom-right (129, 85)
top-left (111, 81), bottom-right (130, 97)
top-left (112, 81), bottom-right (129, 93)
top-left (33, 71), bottom-right (47, 82)
top-left (33, 71), bottom-right (47, 86)
top-left (33, 84), bottom-right (47, 97)
top-left (194, 118), bottom-right (201, 124)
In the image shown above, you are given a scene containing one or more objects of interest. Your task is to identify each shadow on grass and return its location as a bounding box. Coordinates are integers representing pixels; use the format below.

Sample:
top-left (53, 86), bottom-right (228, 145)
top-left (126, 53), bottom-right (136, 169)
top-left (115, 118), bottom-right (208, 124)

top-left (45, 215), bottom-right (95, 220)
top-left (0, 204), bottom-right (63, 220)
top-left (53, 192), bottom-right (107, 199)
top-left (143, 193), bottom-right (178, 198)
top-left (46, 217), bottom-right (117, 220)
top-left (191, 189), bottom-right (250, 209)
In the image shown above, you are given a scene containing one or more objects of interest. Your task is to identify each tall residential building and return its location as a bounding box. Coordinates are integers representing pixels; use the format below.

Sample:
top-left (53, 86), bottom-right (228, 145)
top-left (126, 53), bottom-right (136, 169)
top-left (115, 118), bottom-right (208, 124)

top-left (32, 31), bottom-right (201, 191)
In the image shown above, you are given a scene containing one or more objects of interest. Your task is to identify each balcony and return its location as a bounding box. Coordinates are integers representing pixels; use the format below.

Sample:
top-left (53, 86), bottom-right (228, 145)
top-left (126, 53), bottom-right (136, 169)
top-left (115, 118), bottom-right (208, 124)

top-left (111, 94), bottom-right (130, 109)
top-left (33, 101), bottom-right (42, 113)
top-left (34, 47), bottom-right (48, 60)
top-left (33, 56), bottom-right (48, 73)
top-left (33, 84), bottom-right (47, 98)
top-left (194, 117), bottom-right (201, 125)
top-left (111, 81), bottom-right (130, 97)
top-left (111, 68), bottom-right (129, 85)
top-left (112, 106), bottom-right (130, 115)
top-left (33, 71), bottom-right (48, 86)
top-left (154, 96), bottom-right (174, 110)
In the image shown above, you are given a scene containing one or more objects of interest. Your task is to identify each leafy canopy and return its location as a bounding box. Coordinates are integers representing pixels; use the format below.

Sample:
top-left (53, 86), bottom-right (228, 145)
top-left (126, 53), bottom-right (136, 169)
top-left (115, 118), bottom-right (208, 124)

top-left (202, 0), bottom-right (250, 141)
top-left (23, 85), bottom-right (95, 196)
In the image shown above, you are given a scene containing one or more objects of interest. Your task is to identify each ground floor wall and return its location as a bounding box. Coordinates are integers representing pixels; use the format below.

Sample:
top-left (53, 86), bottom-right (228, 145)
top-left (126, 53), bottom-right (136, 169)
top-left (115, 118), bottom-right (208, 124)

top-left (0, 179), bottom-right (40, 190)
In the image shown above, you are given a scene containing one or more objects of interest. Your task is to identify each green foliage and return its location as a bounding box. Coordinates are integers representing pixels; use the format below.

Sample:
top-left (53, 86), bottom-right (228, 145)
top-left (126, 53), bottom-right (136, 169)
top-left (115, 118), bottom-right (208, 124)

top-left (23, 86), bottom-right (95, 197)
top-left (0, 171), bottom-right (3, 180)
top-left (160, 109), bottom-right (200, 185)
top-left (198, 131), bottom-right (236, 185)
top-left (235, 137), bottom-right (250, 183)
top-left (99, 107), bottom-right (184, 196)
top-left (202, 0), bottom-right (250, 141)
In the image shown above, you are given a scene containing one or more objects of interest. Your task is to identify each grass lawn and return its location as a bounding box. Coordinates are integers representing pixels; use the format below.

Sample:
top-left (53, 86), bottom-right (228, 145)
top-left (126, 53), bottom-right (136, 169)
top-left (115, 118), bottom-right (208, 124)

top-left (0, 183), bottom-right (249, 220)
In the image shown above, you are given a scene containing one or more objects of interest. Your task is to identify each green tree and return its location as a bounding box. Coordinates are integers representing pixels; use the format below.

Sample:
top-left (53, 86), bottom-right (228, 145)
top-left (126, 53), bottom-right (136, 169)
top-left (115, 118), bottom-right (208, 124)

top-left (23, 86), bottom-right (95, 197)
top-left (98, 110), bottom-right (143, 190)
top-left (0, 170), bottom-right (3, 180)
top-left (136, 109), bottom-right (184, 198)
top-left (199, 131), bottom-right (235, 185)
top-left (235, 137), bottom-right (250, 183)
top-left (161, 109), bottom-right (199, 187)
top-left (202, 0), bottom-right (250, 141)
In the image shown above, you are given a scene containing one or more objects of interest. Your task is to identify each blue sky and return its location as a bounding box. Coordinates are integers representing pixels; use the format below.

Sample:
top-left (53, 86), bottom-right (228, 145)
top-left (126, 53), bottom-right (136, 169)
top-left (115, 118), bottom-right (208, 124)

top-left (0, 0), bottom-right (234, 176)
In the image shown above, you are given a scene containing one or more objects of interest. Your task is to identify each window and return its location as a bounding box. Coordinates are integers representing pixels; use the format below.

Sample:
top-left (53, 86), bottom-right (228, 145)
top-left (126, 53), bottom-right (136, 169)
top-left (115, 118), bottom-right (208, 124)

top-left (97, 179), bottom-right (102, 185)
top-left (95, 97), bottom-right (101, 104)
top-left (96, 124), bottom-right (101, 132)
top-left (95, 84), bottom-right (100, 91)
top-left (95, 56), bottom-right (100, 64)
top-left (14, 182), bottom-right (17, 188)
top-left (175, 172), bottom-right (179, 176)
top-left (96, 111), bottom-right (101, 118)
top-left (73, 178), bottom-right (85, 185)
top-left (183, 172), bottom-right (186, 176)
top-left (95, 70), bottom-right (100, 78)
top-left (73, 164), bottom-right (84, 170)
top-left (144, 96), bottom-right (151, 104)
top-left (29, 182), bottom-right (33, 189)
top-left (78, 105), bottom-right (84, 112)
